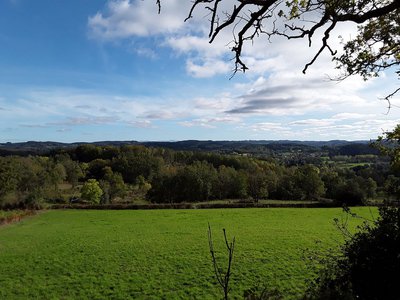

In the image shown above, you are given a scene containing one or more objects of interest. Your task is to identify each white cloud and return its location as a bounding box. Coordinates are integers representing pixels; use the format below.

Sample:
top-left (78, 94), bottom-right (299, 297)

top-left (186, 59), bottom-right (231, 78)
top-left (47, 116), bottom-right (118, 126)
top-left (331, 113), bottom-right (376, 120)
top-left (127, 120), bottom-right (154, 128)
top-left (88, 0), bottom-right (193, 40)
top-left (179, 120), bottom-right (216, 129)
top-left (179, 116), bottom-right (241, 128)
top-left (249, 122), bottom-right (287, 132)
top-left (141, 110), bottom-right (188, 120)
top-left (81, 2), bottom-right (400, 140)
top-left (289, 119), bottom-right (335, 127)
top-left (193, 96), bottom-right (234, 111)
top-left (166, 35), bottom-right (227, 58)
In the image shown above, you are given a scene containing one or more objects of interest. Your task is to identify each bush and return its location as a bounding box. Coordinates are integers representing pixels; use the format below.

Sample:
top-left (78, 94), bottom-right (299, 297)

top-left (306, 206), bottom-right (400, 299)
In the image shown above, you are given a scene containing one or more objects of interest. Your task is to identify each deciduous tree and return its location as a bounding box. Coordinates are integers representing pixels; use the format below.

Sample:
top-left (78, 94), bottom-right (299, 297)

top-left (80, 179), bottom-right (103, 204)
top-left (159, 0), bottom-right (399, 98)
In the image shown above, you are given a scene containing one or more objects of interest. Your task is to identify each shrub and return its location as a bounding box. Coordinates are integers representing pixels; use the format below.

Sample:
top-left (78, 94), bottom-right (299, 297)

top-left (306, 206), bottom-right (400, 299)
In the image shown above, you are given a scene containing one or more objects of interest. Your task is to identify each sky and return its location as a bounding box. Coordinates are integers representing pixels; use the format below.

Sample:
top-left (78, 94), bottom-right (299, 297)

top-left (0, 0), bottom-right (399, 142)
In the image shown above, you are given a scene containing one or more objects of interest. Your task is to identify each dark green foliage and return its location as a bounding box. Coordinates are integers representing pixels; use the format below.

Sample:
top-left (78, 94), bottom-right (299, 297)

top-left (100, 167), bottom-right (127, 203)
top-left (216, 166), bottom-right (247, 199)
top-left (335, 144), bottom-right (379, 156)
top-left (0, 157), bottom-right (19, 201)
top-left (247, 167), bottom-right (269, 202)
top-left (4, 156), bottom-right (66, 207)
top-left (148, 161), bottom-right (219, 203)
top-left (306, 206), bottom-right (400, 300)
top-left (88, 159), bottom-right (109, 180)
top-left (75, 144), bottom-right (103, 163)
top-left (65, 161), bottom-right (84, 187)
top-left (244, 286), bottom-right (283, 300)
top-left (170, 161), bottom-right (217, 202)
top-left (0, 142), bottom-right (394, 205)
top-left (294, 165), bottom-right (325, 200)
top-left (274, 166), bottom-right (316, 200)
top-left (320, 167), bottom-right (377, 205)
top-left (112, 147), bottom-right (163, 183)
top-left (306, 125), bottom-right (400, 298)
top-left (146, 170), bottom-right (177, 203)
top-left (384, 175), bottom-right (400, 201)
top-left (333, 181), bottom-right (365, 206)
top-left (344, 207), bottom-right (400, 299)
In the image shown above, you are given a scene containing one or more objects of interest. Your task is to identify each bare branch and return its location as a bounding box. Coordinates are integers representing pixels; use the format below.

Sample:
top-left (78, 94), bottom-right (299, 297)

top-left (185, 0), bottom-right (214, 22)
top-left (156, 0), bottom-right (161, 14)
top-left (181, 0), bottom-right (399, 76)
top-left (380, 87), bottom-right (400, 114)
top-left (337, 0), bottom-right (400, 23)
top-left (303, 19), bottom-right (338, 73)
top-left (208, 224), bottom-right (235, 300)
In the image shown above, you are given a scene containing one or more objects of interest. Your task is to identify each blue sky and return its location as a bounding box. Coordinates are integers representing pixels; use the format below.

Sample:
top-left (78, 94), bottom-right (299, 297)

top-left (0, 0), bottom-right (399, 142)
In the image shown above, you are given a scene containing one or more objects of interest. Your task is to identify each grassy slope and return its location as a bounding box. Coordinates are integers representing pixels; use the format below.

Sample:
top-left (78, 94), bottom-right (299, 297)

top-left (0, 208), bottom-right (375, 299)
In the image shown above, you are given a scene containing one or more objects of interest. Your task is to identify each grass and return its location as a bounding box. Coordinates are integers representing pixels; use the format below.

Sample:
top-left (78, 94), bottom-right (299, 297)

top-left (192, 199), bottom-right (319, 206)
top-left (0, 208), bottom-right (376, 299)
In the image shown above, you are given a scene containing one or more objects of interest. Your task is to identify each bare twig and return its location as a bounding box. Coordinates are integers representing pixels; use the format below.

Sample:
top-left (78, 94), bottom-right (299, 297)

top-left (380, 87), bottom-right (400, 114)
top-left (208, 223), bottom-right (235, 300)
top-left (156, 0), bottom-right (161, 14)
top-left (182, 0), bottom-right (399, 75)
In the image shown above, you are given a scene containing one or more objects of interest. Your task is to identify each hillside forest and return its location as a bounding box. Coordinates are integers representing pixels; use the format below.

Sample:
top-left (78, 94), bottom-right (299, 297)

top-left (0, 141), bottom-right (397, 209)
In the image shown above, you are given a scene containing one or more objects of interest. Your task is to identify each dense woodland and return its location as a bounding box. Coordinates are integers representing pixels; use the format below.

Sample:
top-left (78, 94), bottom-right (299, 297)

top-left (0, 142), bottom-right (397, 208)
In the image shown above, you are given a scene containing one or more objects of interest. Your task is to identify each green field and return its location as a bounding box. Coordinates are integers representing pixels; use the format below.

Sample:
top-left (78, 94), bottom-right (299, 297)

top-left (0, 208), bottom-right (375, 299)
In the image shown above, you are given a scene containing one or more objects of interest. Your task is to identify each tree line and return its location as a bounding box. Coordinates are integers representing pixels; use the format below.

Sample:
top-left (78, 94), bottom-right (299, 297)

top-left (0, 144), bottom-right (396, 208)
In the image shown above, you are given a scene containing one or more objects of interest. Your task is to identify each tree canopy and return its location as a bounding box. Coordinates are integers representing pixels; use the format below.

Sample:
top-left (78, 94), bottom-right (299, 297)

top-left (159, 0), bottom-right (399, 98)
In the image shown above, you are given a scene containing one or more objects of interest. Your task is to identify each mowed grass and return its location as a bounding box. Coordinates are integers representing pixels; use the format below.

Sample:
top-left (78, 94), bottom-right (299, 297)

top-left (0, 208), bottom-right (376, 299)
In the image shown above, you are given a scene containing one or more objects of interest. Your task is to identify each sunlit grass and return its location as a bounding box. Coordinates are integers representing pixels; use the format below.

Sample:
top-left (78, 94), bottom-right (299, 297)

top-left (0, 208), bottom-right (375, 299)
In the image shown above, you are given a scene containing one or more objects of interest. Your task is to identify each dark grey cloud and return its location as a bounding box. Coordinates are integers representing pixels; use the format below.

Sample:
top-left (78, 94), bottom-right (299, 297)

top-left (227, 78), bottom-right (328, 115)
top-left (74, 105), bottom-right (92, 109)
top-left (227, 97), bottom-right (298, 114)
top-left (141, 111), bottom-right (186, 120)
top-left (19, 124), bottom-right (49, 128)
top-left (144, 112), bottom-right (166, 119)
top-left (239, 80), bottom-right (323, 100)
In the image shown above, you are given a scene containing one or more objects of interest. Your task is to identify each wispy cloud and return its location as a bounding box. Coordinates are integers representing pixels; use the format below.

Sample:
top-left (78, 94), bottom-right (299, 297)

top-left (249, 122), bottom-right (287, 132)
top-left (19, 124), bottom-right (49, 128)
top-left (127, 120), bottom-right (155, 128)
top-left (179, 116), bottom-right (241, 128)
top-left (133, 46), bottom-right (158, 59)
top-left (141, 110), bottom-right (188, 120)
top-left (227, 98), bottom-right (301, 114)
top-left (331, 113), bottom-right (376, 120)
top-left (289, 119), bottom-right (335, 127)
top-left (56, 128), bottom-right (71, 133)
top-left (186, 59), bottom-right (231, 78)
top-left (47, 116), bottom-right (118, 126)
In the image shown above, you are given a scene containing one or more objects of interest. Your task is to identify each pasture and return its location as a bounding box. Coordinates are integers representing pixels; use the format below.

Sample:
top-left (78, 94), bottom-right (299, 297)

top-left (0, 208), bottom-right (375, 299)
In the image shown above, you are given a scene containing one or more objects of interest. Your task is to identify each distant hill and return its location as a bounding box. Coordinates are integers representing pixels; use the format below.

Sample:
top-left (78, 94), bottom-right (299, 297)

top-left (0, 139), bottom-right (376, 157)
